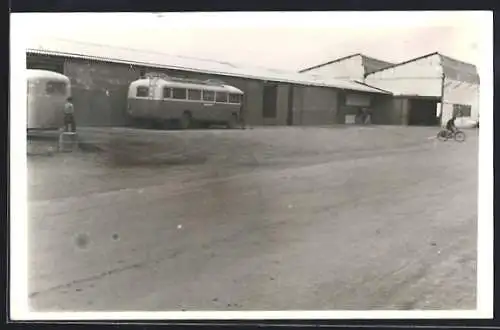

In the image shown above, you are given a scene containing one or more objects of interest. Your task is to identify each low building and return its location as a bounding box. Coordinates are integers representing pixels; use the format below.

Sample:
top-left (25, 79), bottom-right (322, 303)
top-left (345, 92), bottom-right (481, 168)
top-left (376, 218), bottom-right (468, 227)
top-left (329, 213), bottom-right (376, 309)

top-left (26, 38), bottom-right (389, 128)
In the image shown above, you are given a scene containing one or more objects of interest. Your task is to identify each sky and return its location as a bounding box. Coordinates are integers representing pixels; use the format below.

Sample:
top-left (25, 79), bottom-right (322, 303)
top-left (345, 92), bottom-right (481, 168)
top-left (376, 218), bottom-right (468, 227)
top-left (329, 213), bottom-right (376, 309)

top-left (14, 11), bottom-right (489, 71)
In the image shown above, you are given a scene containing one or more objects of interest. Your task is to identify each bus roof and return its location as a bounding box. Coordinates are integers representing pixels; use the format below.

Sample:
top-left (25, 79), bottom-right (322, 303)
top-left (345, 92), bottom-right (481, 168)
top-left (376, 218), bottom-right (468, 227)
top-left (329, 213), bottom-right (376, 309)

top-left (130, 78), bottom-right (244, 94)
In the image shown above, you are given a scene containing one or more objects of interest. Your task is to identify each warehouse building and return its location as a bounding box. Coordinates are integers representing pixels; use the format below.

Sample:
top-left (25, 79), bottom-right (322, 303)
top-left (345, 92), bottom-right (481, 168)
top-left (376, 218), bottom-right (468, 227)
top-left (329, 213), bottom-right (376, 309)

top-left (364, 52), bottom-right (480, 126)
top-left (26, 38), bottom-right (390, 128)
top-left (300, 52), bottom-right (480, 127)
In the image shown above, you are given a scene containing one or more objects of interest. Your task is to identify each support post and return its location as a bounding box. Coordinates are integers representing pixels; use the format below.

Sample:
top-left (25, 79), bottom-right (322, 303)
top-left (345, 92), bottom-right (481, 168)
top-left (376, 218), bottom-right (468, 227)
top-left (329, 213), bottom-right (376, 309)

top-left (439, 73), bottom-right (445, 126)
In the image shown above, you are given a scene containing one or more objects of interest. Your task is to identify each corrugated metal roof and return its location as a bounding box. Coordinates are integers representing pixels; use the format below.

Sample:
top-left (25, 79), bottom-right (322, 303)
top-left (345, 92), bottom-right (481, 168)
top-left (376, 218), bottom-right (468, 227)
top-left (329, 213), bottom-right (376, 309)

top-left (298, 53), bottom-right (394, 74)
top-left (26, 38), bottom-right (389, 94)
top-left (364, 51), bottom-right (479, 79)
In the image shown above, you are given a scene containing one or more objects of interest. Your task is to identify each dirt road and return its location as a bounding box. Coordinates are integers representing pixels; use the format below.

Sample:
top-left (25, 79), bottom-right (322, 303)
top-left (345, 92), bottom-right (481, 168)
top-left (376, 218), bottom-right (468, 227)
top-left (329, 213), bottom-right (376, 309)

top-left (27, 126), bottom-right (478, 311)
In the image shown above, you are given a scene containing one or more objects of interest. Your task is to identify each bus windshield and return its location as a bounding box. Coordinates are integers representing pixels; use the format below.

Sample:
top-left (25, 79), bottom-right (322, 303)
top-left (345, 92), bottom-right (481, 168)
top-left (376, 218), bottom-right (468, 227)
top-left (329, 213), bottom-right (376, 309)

top-left (45, 81), bottom-right (67, 95)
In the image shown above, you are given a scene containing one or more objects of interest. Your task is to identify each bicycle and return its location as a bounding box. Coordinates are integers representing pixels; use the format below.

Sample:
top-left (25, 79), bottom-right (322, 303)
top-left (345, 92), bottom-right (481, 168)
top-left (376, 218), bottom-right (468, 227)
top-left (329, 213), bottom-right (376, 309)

top-left (437, 129), bottom-right (466, 142)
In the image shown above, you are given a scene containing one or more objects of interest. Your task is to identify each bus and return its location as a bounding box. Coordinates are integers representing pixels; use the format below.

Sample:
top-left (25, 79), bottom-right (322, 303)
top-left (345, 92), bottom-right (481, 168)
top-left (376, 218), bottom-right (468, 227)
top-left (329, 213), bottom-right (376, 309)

top-left (27, 69), bottom-right (71, 130)
top-left (127, 73), bottom-right (244, 129)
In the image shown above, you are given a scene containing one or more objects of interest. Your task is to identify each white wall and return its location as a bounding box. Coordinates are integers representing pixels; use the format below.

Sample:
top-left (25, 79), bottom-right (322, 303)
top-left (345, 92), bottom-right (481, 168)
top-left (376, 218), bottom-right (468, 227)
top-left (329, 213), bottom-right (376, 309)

top-left (303, 55), bottom-right (365, 81)
top-left (441, 78), bottom-right (479, 123)
top-left (365, 54), bottom-right (443, 97)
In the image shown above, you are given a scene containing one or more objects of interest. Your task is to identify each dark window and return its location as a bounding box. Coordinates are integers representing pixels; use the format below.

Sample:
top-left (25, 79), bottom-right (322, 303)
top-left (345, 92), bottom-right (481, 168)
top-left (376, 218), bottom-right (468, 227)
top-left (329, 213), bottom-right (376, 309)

top-left (263, 84), bottom-right (278, 118)
top-left (136, 86), bottom-right (149, 97)
top-left (26, 55), bottom-right (65, 74)
top-left (188, 89), bottom-right (202, 101)
top-left (45, 81), bottom-right (67, 95)
top-left (216, 92), bottom-right (228, 103)
top-left (203, 91), bottom-right (215, 102)
top-left (172, 88), bottom-right (187, 100)
top-left (163, 87), bottom-right (172, 98)
top-left (229, 93), bottom-right (242, 104)
top-left (453, 104), bottom-right (472, 117)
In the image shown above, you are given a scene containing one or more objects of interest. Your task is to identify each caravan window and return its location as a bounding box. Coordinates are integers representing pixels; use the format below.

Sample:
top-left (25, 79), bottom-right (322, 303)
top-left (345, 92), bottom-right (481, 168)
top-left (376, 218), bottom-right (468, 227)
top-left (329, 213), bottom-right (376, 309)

top-left (216, 92), bottom-right (228, 103)
top-left (172, 88), bottom-right (187, 100)
top-left (203, 91), bottom-right (215, 102)
top-left (46, 81), bottom-right (67, 95)
top-left (136, 86), bottom-right (149, 97)
top-left (229, 94), bottom-right (242, 104)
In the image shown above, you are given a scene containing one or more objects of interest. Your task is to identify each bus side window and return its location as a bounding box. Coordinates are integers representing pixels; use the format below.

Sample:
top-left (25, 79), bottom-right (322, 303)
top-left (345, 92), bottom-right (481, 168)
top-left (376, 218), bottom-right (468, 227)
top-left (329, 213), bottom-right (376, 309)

top-left (136, 86), bottom-right (149, 97)
top-left (188, 89), bottom-right (202, 101)
top-left (216, 92), bottom-right (228, 103)
top-left (163, 87), bottom-right (172, 99)
top-left (203, 90), bottom-right (215, 102)
top-left (229, 93), bottom-right (242, 104)
top-left (172, 88), bottom-right (187, 100)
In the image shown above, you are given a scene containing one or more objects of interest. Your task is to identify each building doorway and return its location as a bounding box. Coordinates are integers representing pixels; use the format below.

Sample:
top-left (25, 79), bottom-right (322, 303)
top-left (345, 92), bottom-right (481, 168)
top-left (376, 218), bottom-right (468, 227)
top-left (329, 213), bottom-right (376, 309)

top-left (408, 98), bottom-right (440, 126)
top-left (262, 83), bottom-right (278, 119)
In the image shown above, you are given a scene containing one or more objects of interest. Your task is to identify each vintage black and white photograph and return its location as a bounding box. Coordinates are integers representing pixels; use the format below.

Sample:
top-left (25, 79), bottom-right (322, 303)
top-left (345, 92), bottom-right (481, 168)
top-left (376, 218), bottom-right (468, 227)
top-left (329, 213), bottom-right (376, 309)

top-left (10, 11), bottom-right (493, 319)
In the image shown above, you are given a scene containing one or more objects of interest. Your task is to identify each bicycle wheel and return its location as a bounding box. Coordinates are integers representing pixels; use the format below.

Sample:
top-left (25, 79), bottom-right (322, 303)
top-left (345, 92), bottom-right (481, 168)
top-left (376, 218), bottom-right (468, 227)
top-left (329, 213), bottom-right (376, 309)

top-left (437, 130), bottom-right (448, 141)
top-left (454, 131), bottom-right (466, 142)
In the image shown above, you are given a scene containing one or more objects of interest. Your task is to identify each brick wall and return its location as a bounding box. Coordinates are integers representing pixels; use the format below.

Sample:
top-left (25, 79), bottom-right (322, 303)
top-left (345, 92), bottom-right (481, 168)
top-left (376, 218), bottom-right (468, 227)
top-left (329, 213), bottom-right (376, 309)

top-left (64, 59), bottom-right (140, 126)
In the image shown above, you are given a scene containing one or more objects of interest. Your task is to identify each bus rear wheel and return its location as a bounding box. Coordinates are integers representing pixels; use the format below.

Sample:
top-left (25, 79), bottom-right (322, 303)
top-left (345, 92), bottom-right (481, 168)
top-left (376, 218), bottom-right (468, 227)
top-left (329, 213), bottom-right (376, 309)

top-left (227, 114), bottom-right (238, 129)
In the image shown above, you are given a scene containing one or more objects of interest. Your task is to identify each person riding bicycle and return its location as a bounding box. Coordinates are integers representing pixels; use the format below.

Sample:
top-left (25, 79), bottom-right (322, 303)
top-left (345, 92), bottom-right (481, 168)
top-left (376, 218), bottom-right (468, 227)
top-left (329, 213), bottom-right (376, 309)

top-left (446, 114), bottom-right (457, 134)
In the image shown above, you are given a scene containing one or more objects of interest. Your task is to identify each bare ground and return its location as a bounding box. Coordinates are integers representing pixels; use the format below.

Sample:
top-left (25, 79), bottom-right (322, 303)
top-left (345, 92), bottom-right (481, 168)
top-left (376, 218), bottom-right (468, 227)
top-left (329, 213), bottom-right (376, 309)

top-left (27, 126), bottom-right (478, 311)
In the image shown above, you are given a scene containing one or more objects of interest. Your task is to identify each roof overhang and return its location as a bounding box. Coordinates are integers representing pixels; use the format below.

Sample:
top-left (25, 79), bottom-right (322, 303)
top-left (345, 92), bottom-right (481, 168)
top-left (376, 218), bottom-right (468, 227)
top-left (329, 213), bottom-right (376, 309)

top-left (393, 94), bottom-right (442, 101)
top-left (27, 47), bottom-right (389, 95)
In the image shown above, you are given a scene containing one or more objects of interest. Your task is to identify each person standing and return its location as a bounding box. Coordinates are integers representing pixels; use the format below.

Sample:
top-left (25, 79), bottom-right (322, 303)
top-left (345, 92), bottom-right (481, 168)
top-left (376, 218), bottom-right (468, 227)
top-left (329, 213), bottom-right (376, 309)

top-left (364, 108), bottom-right (372, 125)
top-left (355, 109), bottom-right (363, 124)
top-left (63, 97), bottom-right (76, 132)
